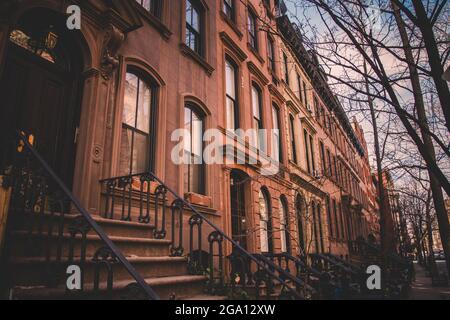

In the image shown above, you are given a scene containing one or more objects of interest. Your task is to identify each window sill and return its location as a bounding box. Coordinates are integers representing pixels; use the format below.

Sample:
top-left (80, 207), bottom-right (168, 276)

top-left (133, 3), bottom-right (172, 40)
top-left (179, 43), bottom-right (215, 76)
top-left (220, 11), bottom-right (243, 40)
top-left (247, 43), bottom-right (265, 64)
top-left (185, 192), bottom-right (212, 208)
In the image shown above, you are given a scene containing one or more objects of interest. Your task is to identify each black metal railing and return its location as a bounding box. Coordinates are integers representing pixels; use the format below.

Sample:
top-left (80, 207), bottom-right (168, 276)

top-left (100, 172), bottom-right (312, 299)
top-left (0, 132), bottom-right (159, 300)
top-left (309, 253), bottom-right (362, 298)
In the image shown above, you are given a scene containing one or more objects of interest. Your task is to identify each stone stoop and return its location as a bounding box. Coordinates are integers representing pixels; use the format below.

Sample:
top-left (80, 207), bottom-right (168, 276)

top-left (4, 210), bottom-right (220, 300)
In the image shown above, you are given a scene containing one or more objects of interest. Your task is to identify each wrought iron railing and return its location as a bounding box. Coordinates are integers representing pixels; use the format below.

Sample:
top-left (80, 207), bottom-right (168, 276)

top-left (0, 132), bottom-right (159, 300)
top-left (100, 172), bottom-right (313, 299)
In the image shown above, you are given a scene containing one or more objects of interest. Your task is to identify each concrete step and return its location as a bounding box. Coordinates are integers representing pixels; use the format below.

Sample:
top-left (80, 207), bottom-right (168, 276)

top-left (8, 255), bottom-right (189, 286)
top-left (11, 275), bottom-right (208, 300)
top-left (9, 231), bottom-right (172, 258)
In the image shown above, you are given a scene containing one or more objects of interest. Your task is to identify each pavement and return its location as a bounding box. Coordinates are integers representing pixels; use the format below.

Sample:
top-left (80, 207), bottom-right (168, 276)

top-left (409, 262), bottom-right (450, 300)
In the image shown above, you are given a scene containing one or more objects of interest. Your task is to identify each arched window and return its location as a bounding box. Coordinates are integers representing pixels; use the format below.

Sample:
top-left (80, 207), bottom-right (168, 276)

top-left (183, 104), bottom-right (205, 194)
top-left (259, 188), bottom-right (273, 253)
top-left (280, 196), bottom-right (291, 253)
top-left (119, 70), bottom-right (154, 175)
top-left (225, 58), bottom-right (239, 130)
top-left (230, 170), bottom-right (248, 250)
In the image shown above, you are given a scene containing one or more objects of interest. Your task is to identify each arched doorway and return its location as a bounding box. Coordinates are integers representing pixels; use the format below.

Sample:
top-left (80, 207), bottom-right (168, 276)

top-left (0, 8), bottom-right (84, 188)
top-left (230, 170), bottom-right (249, 250)
top-left (295, 194), bottom-right (305, 255)
top-left (259, 187), bottom-right (273, 253)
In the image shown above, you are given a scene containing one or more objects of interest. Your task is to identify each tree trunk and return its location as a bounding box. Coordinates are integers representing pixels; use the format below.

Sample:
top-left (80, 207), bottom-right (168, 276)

top-left (410, 0), bottom-right (450, 133)
top-left (392, 2), bottom-right (450, 277)
top-left (363, 60), bottom-right (395, 264)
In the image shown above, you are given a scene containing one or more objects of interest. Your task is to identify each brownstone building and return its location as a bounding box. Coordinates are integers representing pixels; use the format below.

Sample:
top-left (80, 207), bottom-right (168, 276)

top-left (0, 0), bottom-right (383, 300)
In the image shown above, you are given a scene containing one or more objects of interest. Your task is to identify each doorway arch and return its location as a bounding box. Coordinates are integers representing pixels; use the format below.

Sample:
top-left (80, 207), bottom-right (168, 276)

top-left (0, 8), bottom-right (86, 188)
top-left (230, 169), bottom-right (250, 251)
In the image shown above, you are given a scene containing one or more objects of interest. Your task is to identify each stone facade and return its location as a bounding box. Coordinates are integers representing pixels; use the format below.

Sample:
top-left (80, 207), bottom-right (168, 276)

top-left (0, 0), bottom-right (380, 260)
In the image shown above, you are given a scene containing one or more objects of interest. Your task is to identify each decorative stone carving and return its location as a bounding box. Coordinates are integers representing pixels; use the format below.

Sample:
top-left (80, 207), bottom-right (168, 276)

top-left (92, 144), bottom-right (103, 163)
top-left (100, 24), bottom-right (124, 80)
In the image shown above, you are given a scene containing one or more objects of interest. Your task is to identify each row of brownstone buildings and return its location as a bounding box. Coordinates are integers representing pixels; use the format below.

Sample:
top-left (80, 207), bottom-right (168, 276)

top-left (0, 0), bottom-right (384, 290)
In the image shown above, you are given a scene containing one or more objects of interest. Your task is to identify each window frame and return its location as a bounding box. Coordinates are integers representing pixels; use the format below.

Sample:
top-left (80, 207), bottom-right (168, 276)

top-left (280, 196), bottom-right (291, 254)
top-left (247, 8), bottom-right (258, 51)
top-left (186, 0), bottom-right (204, 56)
top-left (251, 84), bottom-right (264, 151)
top-left (119, 69), bottom-right (157, 176)
top-left (183, 103), bottom-right (206, 195)
top-left (136, 0), bottom-right (161, 18)
top-left (272, 103), bottom-right (283, 163)
top-left (289, 114), bottom-right (298, 164)
top-left (225, 57), bottom-right (239, 130)
top-left (223, 0), bottom-right (235, 21)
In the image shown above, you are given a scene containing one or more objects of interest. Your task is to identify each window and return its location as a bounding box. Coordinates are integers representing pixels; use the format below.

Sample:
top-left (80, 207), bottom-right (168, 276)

top-left (296, 195), bottom-right (305, 253)
top-left (272, 104), bottom-right (282, 162)
top-left (280, 197), bottom-right (291, 253)
top-left (248, 9), bottom-right (258, 50)
top-left (267, 36), bottom-right (275, 71)
top-left (303, 130), bottom-right (315, 175)
top-left (259, 189), bottom-right (273, 253)
top-left (327, 149), bottom-right (332, 178)
top-left (310, 134), bottom-right (316, 174)
top-left (317, 203), bottom-right (325, 252)
top-left (283, 53), bottom-right (289, 85)
top-left (333, 199), bottom-right (340, 239)
top-left (223, 0), bottom-right (234, 21)
top-left (319, 141), bottom-right (326, 176)
top-left (326, 196), bottom-right (334, 238)
top-left (297, 74), bottom-right (303, 103)
top-left (304, 129), bottom-right (311, 174)
top-left (311, 202), bottom-right (320, 253)
top-left (183, 105), bottom-right (205, 194)
top-left (9, 29), bottom-right (63, 67)
top-left (136, 0), bottom-right (160, 17)
top-left (186, 0), bottom-right (202, 55)
top-left (119, 72), bottom-right (153, 175)
top-left (303, 82), bottom-right (309, 109)
top-left (225, 59), bottom-right (238, 130)
top-left (289, 115), bottom-right (298, 164)
top-left (252, 85), bottom-right (264, 151)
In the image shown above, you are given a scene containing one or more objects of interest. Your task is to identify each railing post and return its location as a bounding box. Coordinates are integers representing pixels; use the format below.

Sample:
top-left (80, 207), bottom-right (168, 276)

top-left (0, 175), bottom-right (12, 256)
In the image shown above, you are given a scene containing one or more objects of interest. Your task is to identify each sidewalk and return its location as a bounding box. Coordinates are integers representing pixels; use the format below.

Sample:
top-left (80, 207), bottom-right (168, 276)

top-left (409, 262), bottom-right (450, 300)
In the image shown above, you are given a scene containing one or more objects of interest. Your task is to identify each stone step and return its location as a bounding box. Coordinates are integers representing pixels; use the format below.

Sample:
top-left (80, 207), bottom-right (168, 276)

top-left (9, 231), bottom-right (172, 258)
top-left (11, 275), bottom-right (208, 300)
top-left (9, 210), bottom-right (156, 239)
top-left (181, 294), bottom-right (228, 301)
top-left (8, 255), bottom-right (189, 287)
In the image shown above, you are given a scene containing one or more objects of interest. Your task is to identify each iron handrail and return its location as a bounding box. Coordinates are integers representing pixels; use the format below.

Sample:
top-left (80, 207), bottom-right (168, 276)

top-left (15, 132), bottom-right (159, 300)
top-left (102, 170), bottom-right (306, 299)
